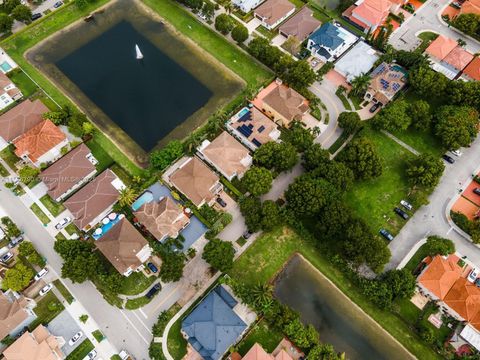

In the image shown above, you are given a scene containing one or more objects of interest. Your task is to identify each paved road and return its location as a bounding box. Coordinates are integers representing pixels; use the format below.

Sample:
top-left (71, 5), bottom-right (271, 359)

top-left (0, 183), bottom-right (152, 360)
top-left (389, 0), bottom-right (480, 54)
top-left (387, 135), bottom-right (480, 270)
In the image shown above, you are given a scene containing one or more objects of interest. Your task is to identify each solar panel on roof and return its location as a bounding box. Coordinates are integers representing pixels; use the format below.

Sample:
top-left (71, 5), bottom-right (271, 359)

top-left (252, 138), bottom-right (262, 147)
top-left (258, 125), bottom-right (265, 133)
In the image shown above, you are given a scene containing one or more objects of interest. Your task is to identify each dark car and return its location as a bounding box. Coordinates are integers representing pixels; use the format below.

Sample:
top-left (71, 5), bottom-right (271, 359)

top-left (442, 154), bottom-right (455, 164)
top-left (145, 283), bottom-right (161, 299)
top-left (379, 229), bottom-right (394, 241)
top-left (147, 262), bottom-right (158, 273)
top-left (474, 188), bottom-right (480, 196)
top-left (31, 13), bottom-right (43, 21)
top-left (394, 207), bottom-right (409, 220)
top-left (369, 103), bottom-right (381, 113)
top-left (53, 1), bottom-right (63, 8)
top-left (216, 197), bottom-right (227, 208)
top-left (242, 230), bottom-right (252, 239)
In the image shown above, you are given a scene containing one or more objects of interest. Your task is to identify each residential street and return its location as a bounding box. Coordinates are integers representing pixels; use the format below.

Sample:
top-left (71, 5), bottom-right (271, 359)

top-left (387, 135), bottom-right (480, 270)
top-left (389, 0), bottom-right (480, 53)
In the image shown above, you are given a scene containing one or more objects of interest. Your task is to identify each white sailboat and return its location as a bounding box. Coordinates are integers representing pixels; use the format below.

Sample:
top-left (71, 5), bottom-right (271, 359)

top-left (135, 44), bottom-right (143, 60)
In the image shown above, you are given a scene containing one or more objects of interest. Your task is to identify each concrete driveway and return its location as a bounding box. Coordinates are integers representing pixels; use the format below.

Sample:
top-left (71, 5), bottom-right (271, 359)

top-left (245, 18), bottom-right (262, 34)
top-left (47, 310), bottom-right (83, 356)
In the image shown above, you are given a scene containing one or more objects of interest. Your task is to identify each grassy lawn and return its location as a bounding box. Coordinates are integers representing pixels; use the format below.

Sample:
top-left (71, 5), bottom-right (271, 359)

top-left (167, 318), bottom-right (188, 360)
top-left (390, 128), bottom-right (444, 158)
top-left (328, 131), bottom-right (350, 154)
top-left (65, 223), bottom-right (79, 236)
top-left (228, 227), bottom-right (442, 360)
top-left (119, 272), bottom-right (156, 296)
top-left (416, 31), bottom-right (439, 52)
top-left (85, 137), bottom-right (114, 173)
top-left (0, 145), bottom-right (20, 171)
top-left (55, 232), bottom-right (67, 241)
top-left (142, 0), bottom-right (272, 87)
top-left (53, 279), bottom-right (75, 304)
top-left (236, 319), bottom-right (283, 355)
top-left (65, 339), bottom-right (94, 360)
top-left (0, 162), bottom-right (9, 176)
top-left (27, 177), bottom-right (41, 189)
top-left (29, 291), bottom-right (64, 330)
top-left (255, 25), bottom-right (276, 40)
top-left (345, 127), bottom-right (417, 235)
top-left (92, 329), bottom-right (105, 343)
top-left (39, 194), bottom-right (65, 216)
top-left (30, 203), bottom-right (51, 224)
top-left (125, 295), bottom-right (153, 310)
top-left (8, 69), bottom-right (38, 97)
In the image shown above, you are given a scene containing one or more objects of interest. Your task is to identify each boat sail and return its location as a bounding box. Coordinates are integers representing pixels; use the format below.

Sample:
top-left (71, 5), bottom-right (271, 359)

top-left (135, 44), bottom-right (143, 60)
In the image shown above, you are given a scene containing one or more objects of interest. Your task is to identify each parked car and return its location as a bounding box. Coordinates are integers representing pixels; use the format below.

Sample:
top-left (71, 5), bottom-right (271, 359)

top-left (216, 197), bottom-right (227, 208)
top-left (400, 200), bottom-right (413, 211)
top-left (68, 331), bottom-right (83, 346)
top-left (451, 1), bottom-right (461, 8)
top-left (31, 13), bottom-right (42, 21)
top-left (8, 235), bottom-right (23, 249)
top-left (475, 278), bottom-right (480, 288)
top-left (242, 230), bottom-right (252, 239)
top-left (394, 207), bottom-right (409, 220)
top-left (145, 283), bottom-right (161, 299)
top-left (468, 268), bottom-right (479, 283)
top-left (379, 229), bottom-right (394, 241)
top-left (86, 153), bottom-right (98, 165)
top-left (0, 252), bottom-right (13, 264)
top-left (147, 262), bottom-right (158, 273)
top-left (474, 188), bottom-right (480, 196)
top-left (53, 1), bottom-right (63, 8)
top-left (83, 349), bottom-right (97, 360)
top-left (39, 283), bottom-right (53, 296)
top-left (55, 217), bottom-right (72, 230)
top-left (369, 102), bottom-right (381, 113)
top-left (34, 268), bottom-right (49, 281)
top-left (451, 149), bottom-right (462, 157)
top-left (442, 154), bottom-right (455, 164)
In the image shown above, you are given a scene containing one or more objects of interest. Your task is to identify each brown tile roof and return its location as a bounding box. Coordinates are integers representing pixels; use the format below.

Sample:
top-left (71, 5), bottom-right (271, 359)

top-left (444, 277), bottom-right (480, 330)
top-left (443, 46), bottom-right (474, 71)
top-left (425, 35), bottom-right (457, 60)
top-left (64, 169), bottom-right (121, 230)
top-left (418, 255), bottom-right (463, 299)
top-left (0, 71), bottom-right (11, 89)
top-left (262, 82), bottom-right (310, 124)
top-left (463, 56), bottom-right (480, 81)
top-left (3, 325), bottom-right (63, 360)
top-left (254, 0), bottom-right (295, 27)
top-left (0, 292), bottom-right (29, 340)
top-left (0, 99), bottom-right (48, 142)
top-left (95, 218), bottom-right (149, 275)
top-left (278, 7), bottom-right (321, 42)
top-left (199, 131), bottom-right (251, 179)
top-left (460, 0), bottom-right (480, 15)
top-left (169, 157), bottom-right (220, 207)
top-left (13, 120), bottom-right (66, 163)
top-left (134, 196), bottom-right (189, 241)
top-left (39, 144), bottom-right (96, 201)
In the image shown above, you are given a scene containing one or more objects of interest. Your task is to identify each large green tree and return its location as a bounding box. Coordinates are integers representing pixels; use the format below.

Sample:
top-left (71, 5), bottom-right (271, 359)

top-left (338, 111), bottom-right (362, 135)
top-left (447, 81), bottom-right (480, 113)
top-left (310, 160), bottom-right (354, 192)
top-left (434, 105), bottom-right (479, 149)
top-left (409, 100), bottom-right (432, 131)
top-left (11, 4), bottom-right (31, 23)
top-left (202, 238), bottom-right (235, 272)
top-left (261, 200), bottom-right (282, 230)
top-left (452, 13), bottom-right (480, 36)
top-left (215, 13), bottom-right (235, 34)
top-left (337, 137), bottom-right (383, 180)
top-left (231, 24), bottom-right (249, 43)
top-left (409, 65), bottom-right (448, 98)
top-left (425, 235), bottom-right (455, 256)
top-left (302, 143), bottom-right (330, 171)
top-left (2, 263), bottom-right (33, 291)
top-left (253, 141), bottom-right (297, 172)
top-left (372, 100), bottom-right (411, 131)
top-left (381, 269), bottom-right (416, 300)
top-left (239, 196), bottom-right (263, 232)
top-left (241, 167), bottom-right (273, 196)
top-left (350, 74), bottom-right (370, 96)
top-left (406, 153), bottom-right (445, 188)
top-left (0, 13), bottom-right (13, 33)
top-left (159, 252), bottom-right (185, 282)
top-left (149, 140), bottom-right (183, 171)
top-left (283, 121), bottom-right (315, 152)
top-left (286, 175), bottom-right (337, 216)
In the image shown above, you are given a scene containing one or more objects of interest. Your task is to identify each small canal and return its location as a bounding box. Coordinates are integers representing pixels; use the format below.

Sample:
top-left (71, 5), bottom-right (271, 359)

top-left (274, 255), bottom-right (415, 360)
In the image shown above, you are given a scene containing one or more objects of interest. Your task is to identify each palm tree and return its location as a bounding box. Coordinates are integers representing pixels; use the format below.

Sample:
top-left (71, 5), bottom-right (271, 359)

top-left (350, 73), bottom-right (371, 97)
top-left (118, 187), bottom-right (138, 207)
top-left (251, 283), bottom-right (273, 310)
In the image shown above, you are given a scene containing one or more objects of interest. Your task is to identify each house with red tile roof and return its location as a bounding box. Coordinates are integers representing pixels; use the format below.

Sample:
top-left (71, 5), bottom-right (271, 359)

top-left (344, 0), bottom-right (396, 33)
top-left (461, 56), bottom-right (480, 81)
top-left (418, 255), bottom-right (463, 299)
top-left (460, 0), bottom-right (480, 15)
top-left (443, 46), bottom-right (474, 72)
top-left (0, 72), bottom-right (22, 111)
top-left (13, 120), bottom-right (68, 167)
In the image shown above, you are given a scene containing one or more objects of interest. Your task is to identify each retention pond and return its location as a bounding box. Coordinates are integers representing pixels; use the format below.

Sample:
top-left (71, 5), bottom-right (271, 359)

top-left (274, 255), bottom-right (415, 360)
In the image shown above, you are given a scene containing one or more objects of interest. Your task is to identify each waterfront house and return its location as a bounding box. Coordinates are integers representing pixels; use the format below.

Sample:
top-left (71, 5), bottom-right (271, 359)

top-left (278, 7), bottom-right (322, 42)
top-left (306, 22), bottom-right (357, 62)
top-left (0, 71), bottom-right (22, 111)
top-left (254, 0), bottom-right (296, 30)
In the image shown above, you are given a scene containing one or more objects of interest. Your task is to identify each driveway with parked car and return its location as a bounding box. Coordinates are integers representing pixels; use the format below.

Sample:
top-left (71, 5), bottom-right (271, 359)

top-left (46, 310), bottom-right (83, 356)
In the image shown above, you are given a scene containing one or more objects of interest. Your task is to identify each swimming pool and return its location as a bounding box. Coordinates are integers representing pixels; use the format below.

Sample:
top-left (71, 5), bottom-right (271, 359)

top-left (0, 61), bottom-right (12, 73)
top-left (131, 191), bottom-right (154, 211)
top-left (236, 107), bottom-right (249, 119)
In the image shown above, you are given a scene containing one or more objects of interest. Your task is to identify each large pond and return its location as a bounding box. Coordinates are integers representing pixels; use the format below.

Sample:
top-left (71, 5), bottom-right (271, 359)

top-left (274, 255), bottom-right (415, 360)
top-left (27, 0), bottom-right (243, 164)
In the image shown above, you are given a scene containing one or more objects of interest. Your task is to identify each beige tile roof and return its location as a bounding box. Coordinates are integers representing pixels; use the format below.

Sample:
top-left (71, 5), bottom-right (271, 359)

top-left (368, 62), bottom-right (407, 103)
top-left (243, 343), bottom-right (274, 360)
top-left (95, 218), bottom-right (149, 275)
top-left (64, 169), bottom-right (121, 230)
top-left (278, 7), bottom-right (321, 42)
top-left (262, 82), bottom-right (309, 124)
top-left (134, 196), bottom-right (189, 241)
top-left (0, 292), bottom-right (29, 340)
top-left (3, 325), bottom-right (63, 360)
top-left (0, 99), bottom-right (48, 142)
top-left (169, 157), bottom-right (220, 207)
top-left (40, 143), bottom-right (96, 200)
top-left (199, 131), bottom-right (251, 179)
top-left (254, 0), bottom-right (295, 27)
top-left (13, 120), bottom-right (66, 163)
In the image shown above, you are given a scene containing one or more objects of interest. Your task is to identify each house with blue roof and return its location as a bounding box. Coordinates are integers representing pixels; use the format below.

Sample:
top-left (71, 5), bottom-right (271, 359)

top-left (181, 285), bottom-right (248, 360)
top-left (306, 22), bottom-right (357, 62)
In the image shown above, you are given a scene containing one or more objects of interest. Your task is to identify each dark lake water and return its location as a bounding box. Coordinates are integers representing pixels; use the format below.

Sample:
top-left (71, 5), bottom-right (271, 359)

top-left (274, 255), bottom-right (414, 360)
top-left (56, 21), bottom-right (212, 152)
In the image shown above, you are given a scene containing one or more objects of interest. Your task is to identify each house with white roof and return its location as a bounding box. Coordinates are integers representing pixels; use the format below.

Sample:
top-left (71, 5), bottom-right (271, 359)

top-left (232, 0), bottom-right (266, 13)
top-left (306, 22), bottom-right (357, 62)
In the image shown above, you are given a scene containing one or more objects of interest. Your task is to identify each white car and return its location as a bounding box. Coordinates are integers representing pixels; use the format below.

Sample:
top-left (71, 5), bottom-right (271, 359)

top-left (468, 268), bottom-right (479, 283)
top-left (400, 200), bottom-right (413, 211)
top-left (69, 331), bottom-right (83, 346)
top-left (83, 349), bottom-right (97, 360)
top-left (451, 149), bottom-right (463, 157)
top-left (55, 217), bottom-right (72, 230)
top-left (39, 283), bottom-right (53, 296)
top-left (34, 268), bottom-right (49, 281)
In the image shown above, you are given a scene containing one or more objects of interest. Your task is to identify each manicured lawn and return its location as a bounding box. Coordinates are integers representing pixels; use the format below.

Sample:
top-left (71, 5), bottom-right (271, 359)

top-left (125, 296), bottom-right (153, 310)
top-left (236, 319), bottom-right (283, 355)
top-left (65, 339), bottom-right (95, 360)
top-left (53, 279), bottom-right (75, 304)
top-left (29, 291), bottom-right (64, 330)
top-left (328, 131), bottom-right (350, 154)
top-left (30, 203), bottom-right (51, 224)
top-left (390, 128), bottom-right (444, 158)
top-left (64, 223), bottom-right (79, 236)
top-left (119, 272), bottom-right (156, 296)
top-left (27, 177), bottom-right (41, 189)
top-left (92, 329), bottom-right (105, 343)
top-left (345, 127), bottom-right (418, 235)
top-left (85, 137), bottom-right (114, 173)
top-left (0, 145), bottom-right (20, 171)
top-left (256, 25), bottom-right (276, 40)
top-left (416, 31), bottom-right (438, 52)
top-left (228, 227), bottom-right (442, 360)
top-left (167, 318), bottom-right (188, 360)
top-left (404, 243), bottom-right (431, 273)
top-left (55, 232), bottom-right (67, 241)
top-left (142, 0), bottom-right (272, 87)
top-left (8, 69), bottom-right (38, 97)
top-left (0, 162), bottom-right (9, 176)
top-left (40, 195), bottom-right (65, 216)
